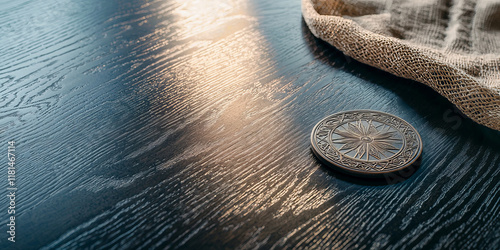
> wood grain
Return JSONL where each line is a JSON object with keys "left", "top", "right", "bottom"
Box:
{"left": 0, "top": 0, "right": 499, "bottom": 249}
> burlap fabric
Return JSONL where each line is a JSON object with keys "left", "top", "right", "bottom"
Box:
{"left": 302, "top": 0, "right": 500, "bottom": 131}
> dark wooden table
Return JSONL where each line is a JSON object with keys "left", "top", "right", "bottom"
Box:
{"left": 1, "top": 0, "right": 499, "bottom": 249}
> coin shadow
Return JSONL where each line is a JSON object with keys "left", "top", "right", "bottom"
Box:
{"left": 310, "top": 149, "right": 421, "bottom": 186}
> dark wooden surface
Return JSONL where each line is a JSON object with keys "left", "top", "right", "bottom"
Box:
{"left": 1, "top": 0, "right": 499, "bottom": 249}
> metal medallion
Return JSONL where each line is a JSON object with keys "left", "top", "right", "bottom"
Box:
{"left": 311, "top": 110, "right": 422, "bottom": 177}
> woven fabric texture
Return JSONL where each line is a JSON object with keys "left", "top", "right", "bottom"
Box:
{"left": 302, "top": 0, "right": 500, "bottom": 131}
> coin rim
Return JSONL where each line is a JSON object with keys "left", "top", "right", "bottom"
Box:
{"left": 310, "top": 110, "right": 423, "bottom": 177}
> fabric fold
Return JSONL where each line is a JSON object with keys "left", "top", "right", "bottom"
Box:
{"left": 302, "top": 0, "right": 500, "bottom": 131}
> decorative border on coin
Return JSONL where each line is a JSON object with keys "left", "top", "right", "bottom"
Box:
{"left": 310, "top": 110, "right": 422, "bottom": 177}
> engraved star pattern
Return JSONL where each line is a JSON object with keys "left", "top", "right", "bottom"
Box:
{"left": 332, "top": 120, "right": 402, "bottom": 161}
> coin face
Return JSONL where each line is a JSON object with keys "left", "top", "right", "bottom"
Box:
{"left": 311, "top": 110, "right": 422, "bottom": 177}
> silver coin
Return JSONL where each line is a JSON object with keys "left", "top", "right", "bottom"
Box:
{"left": 311, "top": 110, "right": 422, "bottom": 177}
